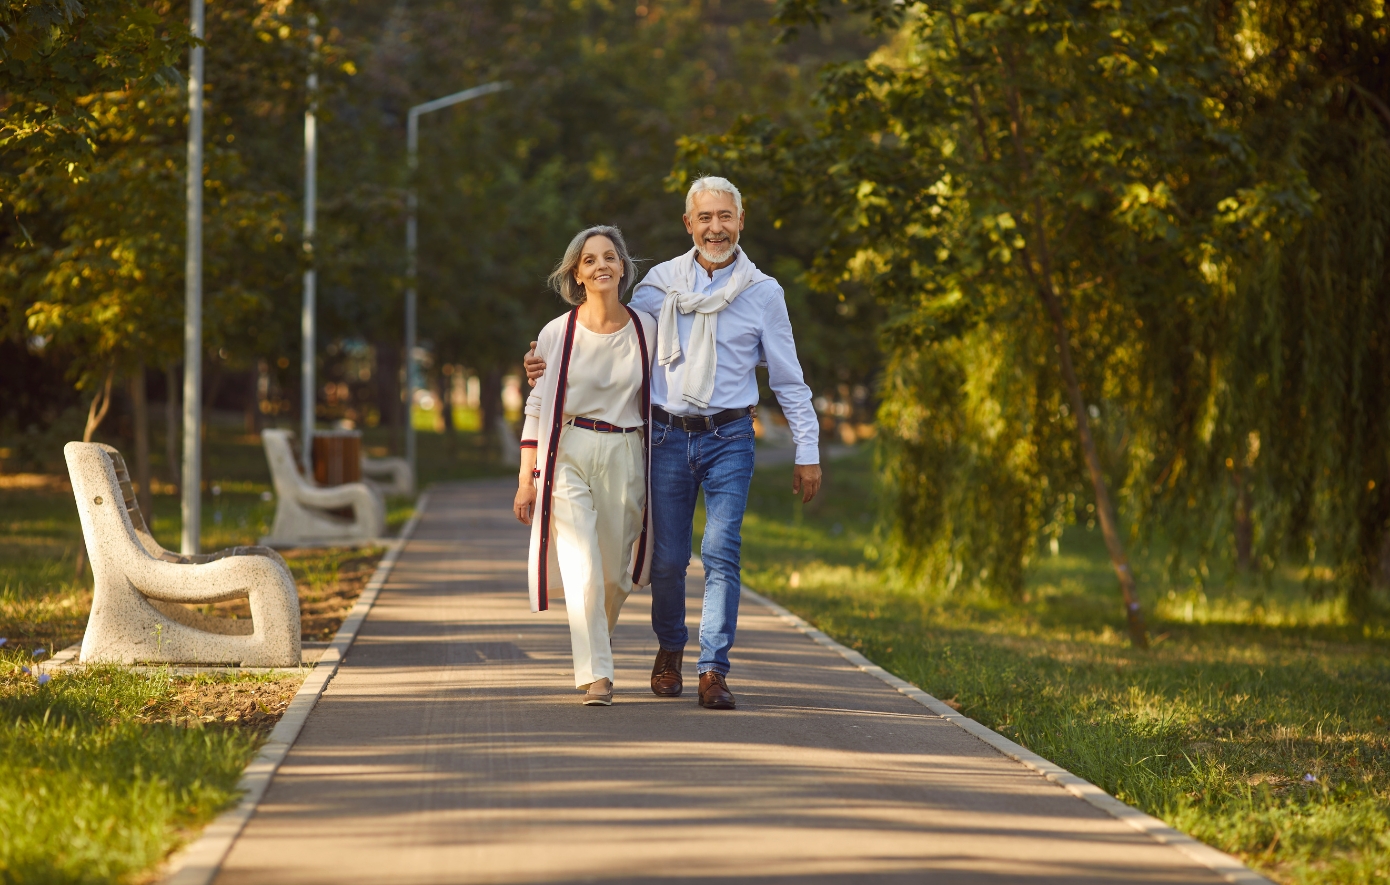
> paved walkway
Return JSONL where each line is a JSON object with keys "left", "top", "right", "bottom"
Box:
{"left": 214, "top": 481, "right": 1229, "bottom": 884}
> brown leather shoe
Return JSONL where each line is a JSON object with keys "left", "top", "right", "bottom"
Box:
{"left": 651, "top": 648, "right": 684, "bottom": 697}
{"left": 698, "top": 671, "right": 736, "bottom": 710}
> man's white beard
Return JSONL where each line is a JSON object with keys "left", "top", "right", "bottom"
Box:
{"left": 696, "top": 234, "right": 737, "bottom": 266}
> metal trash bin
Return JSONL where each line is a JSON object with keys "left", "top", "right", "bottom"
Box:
{"left": 312, "top": 430, "right": 362, "bottom": 486}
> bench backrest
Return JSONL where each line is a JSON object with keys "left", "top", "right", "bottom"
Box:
{"left": 66, "top": 442, "right": 148, "bottom": 575}
{"left": 95, "top": 444, "right": 178, "bottom": 561}
{"left": 261, "top": 429, "right": 311, "bottom": 497}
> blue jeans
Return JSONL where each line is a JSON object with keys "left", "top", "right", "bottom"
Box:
{"left": 649, "top": 414, "right": 756, "bottom": 676}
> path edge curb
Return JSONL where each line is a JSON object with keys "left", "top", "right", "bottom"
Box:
{"left": 741, "top": 585, "right": 1274, "bottom": 885}
{"left": 158, "top": 492, "right": 431, "bottom": 885}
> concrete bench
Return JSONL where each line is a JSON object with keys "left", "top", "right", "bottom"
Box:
{"left": 64, "top": 442, "right": 302, "bottom": 667}
{"left": 360, "top": 454, "right": 413, "bottom": 497}
{"left": 261, "top": 429, "right": 385, "bottom": 546}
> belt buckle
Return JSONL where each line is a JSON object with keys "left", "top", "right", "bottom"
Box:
{"left": 702, "top": 415, "right": 714, "bottom": 431}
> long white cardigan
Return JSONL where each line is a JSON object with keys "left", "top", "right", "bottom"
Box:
{"left": 522, "top": 305, "right": 657, "bottom": 612}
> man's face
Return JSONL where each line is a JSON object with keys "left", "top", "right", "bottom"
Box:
{"left": 683, "top": 191, "right": 744, "bottom": 265}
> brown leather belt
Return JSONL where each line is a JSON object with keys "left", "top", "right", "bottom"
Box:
{"left": 568, "top": 416, "right": 641, "bottom": 434}
{"left": 652, "top": 405, "right": 753, "bottom": 432}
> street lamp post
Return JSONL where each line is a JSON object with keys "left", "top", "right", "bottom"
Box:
{"left": 301, "top": 14, "right": 319, "bottom": 476}
{"left": 181, "top": 0, "right": 206, "bottom": 555}
{"left": 404, "top": 81, "right": 509, "bottom": 486}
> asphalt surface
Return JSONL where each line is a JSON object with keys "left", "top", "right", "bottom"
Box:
{"left": 213, "top": 480, "right": 1227, "bottom": 884}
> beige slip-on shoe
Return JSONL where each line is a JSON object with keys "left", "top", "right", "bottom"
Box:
{"left": 583, "top": 677, "right": 613, "bottom": 706}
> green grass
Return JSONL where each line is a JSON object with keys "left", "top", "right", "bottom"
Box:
{"left": 0, "top": 660, "right": 259, "bottom": 884}
{"left": 0, "top": 478, "right": 284, "bottom": 884}
{"left": 0, "top": 415, "right": 509, "bottom": 882}
{"left": 707, "top": 444, "right": 1390, "bottom": 885}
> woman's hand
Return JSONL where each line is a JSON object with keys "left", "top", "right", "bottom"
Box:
{"left": 514, "top": 482, "right": 537, "bottom": 525}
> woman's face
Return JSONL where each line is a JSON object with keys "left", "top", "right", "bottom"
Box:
{"left": 574, "top": 235, "right": 622, "bottom": 300}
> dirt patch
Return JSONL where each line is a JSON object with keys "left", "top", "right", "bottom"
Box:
{"left": 142, "top": 675, "right": 305, "bottom": 737}
{"left": 195, "top": 547, "right": 385, "bottom": 641}
{"left": 288, "top": 548, "right": 384, "bottom": 640}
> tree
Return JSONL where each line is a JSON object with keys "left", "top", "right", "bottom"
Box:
{"left": 1191, "top": 0, "right": 1390, "bottom": 616}
{"left": 688, "top": 0, "right": 1390, "bottom": 632}
{"left": 0, "top": 0, "right": 187, "bottom": 199}
{"left": 323, "top": 0, "right": 873, "bottom": 442}
{"left": 3, "top": 0, "right": 313, "bottom": 486}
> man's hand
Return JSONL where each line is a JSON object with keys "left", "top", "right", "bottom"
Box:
{"left": 792, "top": 463, "right": 822, "bottom": 504}
{"left": 524, "top": 342, "right": 545, "bottom": 388}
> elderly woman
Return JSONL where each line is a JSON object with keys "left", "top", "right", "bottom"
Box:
{"left": 513, "top": 225, "right": 656, "bottom": 706}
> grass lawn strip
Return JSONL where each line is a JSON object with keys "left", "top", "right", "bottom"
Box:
{"left": 719, "top": 444, "right": 1390, "bottom": 885}
{"left": 741, "top": 583, "right": 1273, "bottom": 885}
{"left": 158, "top": 493, "right": 427, "bottom": 885}
{"left": 0, "top": 514, "right": 389, "bottom": 882}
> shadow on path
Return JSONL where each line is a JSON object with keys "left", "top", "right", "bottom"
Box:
{"left": 214, "top": 480, "right": 1224, "bottom": 885}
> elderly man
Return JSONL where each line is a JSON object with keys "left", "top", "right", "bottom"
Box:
{"left": 525, "top": 176, "right": 820, "bottom": 709}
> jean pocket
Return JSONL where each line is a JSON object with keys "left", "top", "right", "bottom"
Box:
{"left": 712, "top": 416, "right": 755, "bottom": 442}
{"left": 650, "top": 423, "right": 670, "bottom": 447}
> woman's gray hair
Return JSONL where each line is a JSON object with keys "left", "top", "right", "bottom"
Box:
{"left": 547, "top": 225, "right": 639, "bottom": 306}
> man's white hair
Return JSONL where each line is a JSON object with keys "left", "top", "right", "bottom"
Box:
{"left": 685, "top": 176, "right": 743, "bottom": 216}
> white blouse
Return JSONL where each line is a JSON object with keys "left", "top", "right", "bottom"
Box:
{"left": 522, "top": 319, "right": 643, "bottom": 440}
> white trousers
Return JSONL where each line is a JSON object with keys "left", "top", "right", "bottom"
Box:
{"left": 551, "top": 424, "right": 644, "bottom": 688}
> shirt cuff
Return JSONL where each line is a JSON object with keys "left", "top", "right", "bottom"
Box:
{"left": 794, "top": 443, "right": 820, "bottom": 466}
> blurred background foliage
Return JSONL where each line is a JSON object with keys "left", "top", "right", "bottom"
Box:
{"left": 2, "top": 0, "right": 1388, "bottom": 630}
{"left": 1, "top": 0, "right": 874, "bottom": 462}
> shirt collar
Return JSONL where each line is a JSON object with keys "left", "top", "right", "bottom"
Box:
{"left": 692, "top": 248, "right": 741, "bottom": 285}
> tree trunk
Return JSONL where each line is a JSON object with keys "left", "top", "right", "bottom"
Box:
{"left": 375, "top": 342, "right": 402, "bottom": 455}
{"left": 995, "top": 61, "right": 1149, "bottom": 648}
{"left": 245, "top": 367, "right": 260, "bottom": 434}
{"left": 129, "top": 364, "right": 154, "bottom": 517}
{"left": 430, "top": 368, "right": 446, "bottom": 433}
{"left": 165, "top": 361, "right": 180, "bottom": 490}
{"left": 1033, "top": 278, "right": 1149, "bottom": 647}
{"left": 480, "top": 367, "right": 503, "bottom": 446}
{"left": 1233, "top": 465, "right": 1254, "bottom": 572}
{"left": 82, "top": 365, "right": 116, "bottom": 443}
{"left": 76, "top": 364, "right": 117, "bottom": 578}
{"left": 441, "top": 366, "right": 457, "bottom": 456}
{"left": 1378, "top": 527, "right": 1390, "bottom": 592}
{"left": 203, "top": 364, "right": 225, "bottom": 426}
{"left": 201, "top": 364, "right": 223, "bottom": 485}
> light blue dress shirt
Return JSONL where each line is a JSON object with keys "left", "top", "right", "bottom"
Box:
{"left": 629, "top": 253, "right": 820, "bottom": 465}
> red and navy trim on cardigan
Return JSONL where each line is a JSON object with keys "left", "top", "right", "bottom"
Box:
{"left": 625, "top": 304, "right": 651, "bottom": 585}
{"left": 519, "top": 439, "right": 538, "bottom": 449}
{"left": 534, "top": 308, "right": 579, "bottom": 612}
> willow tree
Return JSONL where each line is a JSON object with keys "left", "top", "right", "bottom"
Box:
{"left": 688, "top": 0, "right": 1390, "bottom": 632}
{"left": 697, "top": 0, "right": 1244, "bottom": 646}
{"left": 1187, "top": 0, "right": 1390, "bottom": 617}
